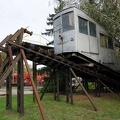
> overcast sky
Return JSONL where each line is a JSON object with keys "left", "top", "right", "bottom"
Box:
{"left": 0, "top": 0, "right": 54, "bottom": 43}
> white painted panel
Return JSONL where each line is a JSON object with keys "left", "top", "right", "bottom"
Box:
{"left": 89, "top": 36, "right": 98, "bottom": 53}
{"left": 62, "top": 30, "right": 76, "bottom": 52}
{"left": 77, "top": 33, "right": 89, "bottom": 53}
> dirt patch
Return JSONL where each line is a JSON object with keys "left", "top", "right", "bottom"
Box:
{"left": 73, "top": 94, "right": 89, "bottom": 102}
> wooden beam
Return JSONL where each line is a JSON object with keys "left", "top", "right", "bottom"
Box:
{"left": 6, "top": 72, "right": 12, "bottom": 110}
{"left": 0, "top": 35, "right": 12, "bottom": 46}
{"left": 70, "top": 68, "right": 97, "bottom": 111}
{"left": 33, "top": 62, "right": 37, "bottom": 102}
{"left": 17, "top": 54, "right": 24, "bottom": 115}
{"left": 98, "top": 79, "right": 120, "bottom": 100}
{"left": 21, "top": 49, "right": 46, "bottom": 120}
{"left": 40, "top": 72, "right": 54, "bottom": 100}
{"left": 0, "top": 54, "right": 21, "bottom": 85}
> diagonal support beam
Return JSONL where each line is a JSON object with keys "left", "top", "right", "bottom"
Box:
{"left": 0, "top": 46, "right": 7, "bottom": 52}
{"left": 21, "top": 49, "right": 46, "bottom": 120}
{"left": 0, "top": 35, "right": 12, "bottom": 46}
{"left": 33, "top": 62, "right": 37, "bottom": 102}
{"left": 0, "top": 54, "right": 21, "bottom": 85}
{"left": 40, "top": 71, "right": 54, "bottom": 100}
{"left": 9, "top": 29, "right": 23, "bottom": 41}
{"left": 70, "top": 68, "right": 97, "bottom": 111}
{"left": 98, "top": 79, "right": 120, "bottom": 100}
{"left": 0, "top": 58, "right": 9, "bottom": 72}
{"left": 6, "top": 44, "right": 13, "bottom": 63}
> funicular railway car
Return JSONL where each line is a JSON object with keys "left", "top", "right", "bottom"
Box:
{"left": 53, "top": 6, "right": 120, "bottom": 72}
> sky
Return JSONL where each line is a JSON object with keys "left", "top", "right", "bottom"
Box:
{"left": 0, "top": 0, "right": 55, "bottom": 44}
{"left": 0, "top": 0, "right": 55, "bottom": 68}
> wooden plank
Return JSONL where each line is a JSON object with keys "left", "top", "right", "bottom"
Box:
{"left": 0, "top": 54, "right": 21, "bottom": 85}
{"left": 17, "top": 54, "right": 24, "bottom": 115}
{"left": 0, "top": 35, "right": 12, "bottom": 46}
{"left": 33, "top": 62, "right": 37, "bottom": 102}
{"left": 70, "top": 68, "right": 97, "bottom": 111}
{"left": 21, "top": 49, "right": 46, "bottom": 120}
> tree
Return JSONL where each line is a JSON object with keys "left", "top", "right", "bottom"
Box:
{"left": 42, "top": 0, "right": 65, "bottom": 41}
{"left": 54, "top": 0, "right": 65, "bottom": 13}
{"left": 0, "top": 52, "right": 7, "bottom": 67}
{"left": 80, "top": 0, "right": 120, "bottom": 40}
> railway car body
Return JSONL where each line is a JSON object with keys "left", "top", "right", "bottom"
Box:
{"left": 53, "top": 6, "right": 120, "bottom": 71}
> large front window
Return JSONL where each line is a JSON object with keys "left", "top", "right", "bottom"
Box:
{"left": 78, "top": 17, "right": 88, "bottom": 35}
{"left": 62, "top": 12, "right": 74, "bottom": 32}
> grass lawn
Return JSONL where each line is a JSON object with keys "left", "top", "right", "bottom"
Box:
{"left": 0, "top": 93, "right": 120, "bottom": 120}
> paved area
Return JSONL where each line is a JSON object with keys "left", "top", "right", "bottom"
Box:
{"left": 0, "top": 86, "right": 35, "bottom": 97}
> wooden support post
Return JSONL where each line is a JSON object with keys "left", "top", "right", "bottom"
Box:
{"left": 0, "top": 53, "right": 2, "bottom": 67}
{"left": 85, "top": 79, "right": 89, "bottom": 92}
{"left": 0, "top": 54, "right": 21, "bottom": 85}
{"left": 69, "top": 67, "right": 73, "bottom": 104}
{"left": 54, "top": 69, "right": 59, "bottom": 101}
{"left": 56, "top": 70, "right": 60, "bottom": 101}
{"left": 17, "top": 53, "right": 24, "bottom": 115}
{"left": 65, "top": 69, "right": 69, "bottom": 103}
{"left": 65, "top": 68, "right": 73, "bottom": 104}
{"left": 33, "top": 62, "right": 37, "bottom": 102}
{"left": 6, "top": 71, "right": 12, "bottom": 110}
{"left": 95, "top": 81, "right": 97, "bottom": 97}
{"left": 70, "top": 68, "right": 97, "bottom": 111}
{"left": 21, "top": 49, "right": 46, "bottom": 120}
{"left": 0, "top": 58, "right": 9, "bottom": 73}
{"left": 95, "top": 81, "right": 101, "bottom": 97}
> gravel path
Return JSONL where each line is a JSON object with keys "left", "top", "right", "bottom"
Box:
{"left": 0, "top": 86, "right": 34, "bottom": 97}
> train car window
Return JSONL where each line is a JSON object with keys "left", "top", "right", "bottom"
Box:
{"left": 89, "top": 22, "right": 96, "bottom": 37}
{"left": 78, "top": 17, "right": 88, "bottom": 35}
{"left": 100, "top": 34, "right": 107, "bottom": 48}
{"left": 108, "top": 37, "right": 113, "bottom": 49}
{"left": 62, "top": 12, "right": 74, "bottom": 32}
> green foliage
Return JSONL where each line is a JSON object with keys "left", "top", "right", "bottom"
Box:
{"left": 0, "top": 52, "right": 6, "bottom": 63}
{"left": 42, "top": 77, "right": 54, "bottom": 93}
{"left": 54, "top": 0, "right": 65, "bottom": 13}
{"left": 41, "top": 70, "right": 65, "bottom": 93}
{"left": 80, "top": 0, "right": 120, "bottom": 39}
{"left": 42, "top": 0, "right": 65, "bottom": 37}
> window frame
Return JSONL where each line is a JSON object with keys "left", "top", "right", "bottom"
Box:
{"left": 78, "top": 17, "right": 88, "bottom": 35}
{"left": 62, "top": 11, "right": 74, "bottom": 32}
{"left": 89, "top": 21, "right": 96, "bottom": 37}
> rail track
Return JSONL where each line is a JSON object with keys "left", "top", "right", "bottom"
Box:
{"left": 0, "top": 28, "right": 120, "bottom": 119}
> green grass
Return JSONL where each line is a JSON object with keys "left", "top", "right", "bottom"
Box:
{"left": 0, "top": 93, "right": 120, "bottom": 120}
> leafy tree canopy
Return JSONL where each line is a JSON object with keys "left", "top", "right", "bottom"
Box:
{"left": 80, "top": 0, "right": 120, "bottom": 40}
